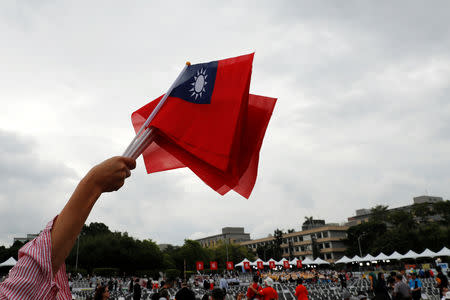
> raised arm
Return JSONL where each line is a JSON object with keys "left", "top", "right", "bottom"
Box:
{"left": 51, "top": 156, "right": 136, "bottom": 274}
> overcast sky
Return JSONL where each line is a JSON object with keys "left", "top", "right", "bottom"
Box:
{"left": 1, "top": 1, "right": 449, "bottom": 247}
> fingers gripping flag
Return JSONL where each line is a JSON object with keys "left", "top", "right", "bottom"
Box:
{"left": 131, "top": 53, "right": 277, "bottom": 198}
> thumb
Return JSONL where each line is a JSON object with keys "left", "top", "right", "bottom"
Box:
{"left": 121, "top": 157, "right": 137, "bottom": 170}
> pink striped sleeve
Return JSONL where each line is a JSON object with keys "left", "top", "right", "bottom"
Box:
{"left": 0, "top": 217, "right": 71, "bottom": 300}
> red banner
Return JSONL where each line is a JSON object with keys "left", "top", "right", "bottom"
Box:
{"left": 283, "top": 260, "right": 290, "bottom": 269}
{"left": 196, "top": 261, "right": 204, "bottom": 271}
{"left": 243, "top": 261, "right": 251, "bottom": 270}
{"left": 210, "top": 261, "right": 218, "bottom": 270}
{"left": 257, "top": 261, "right": 264, "bottom": 269}
{"left": 269, "top": 261, "right": 276, "bottom": 269}
{"left": 297, "top": 260, "right": 303, "bottom": 268}
{"left": 226, "top": 261, "right": 234, "bottom": 270}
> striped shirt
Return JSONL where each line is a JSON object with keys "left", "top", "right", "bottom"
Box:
{"left": 0, "top": 217, "right": 71, "bottom": 299}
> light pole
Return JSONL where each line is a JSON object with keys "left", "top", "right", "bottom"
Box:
{"left": 357, "top": 234, "right": 365, "bottom": 257}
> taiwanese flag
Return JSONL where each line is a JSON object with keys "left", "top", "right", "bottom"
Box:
{"left": 257, "top": 261, "right": 264, "bottom": 269}
{"left": 297, "top": 260, "right": 302, "bottom": 268}
{"left": 283, "top": 260, "right": 290, "bottom": 269}
{"left": 243, "top": 261, "right": 251, "bottom": 270}
{"left": 196, "top": 261, "right": 204, "bottom": 271}
{"left": 269, "top": 261, "right": 276, "bottom": 269}
{"left": 131, "top": 53, "right": 277, "bottom": 198}
{"left": 226, "top": 261, "right": 234, "bottom": 270}
{"left": 210, "top": 261, "right": 218, "bottom": 270}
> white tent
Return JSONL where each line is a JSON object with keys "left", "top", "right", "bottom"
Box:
{"left": 350, "top": 255, "right": 362, "bottom": 263}
{"left": 436, "top": 247, "right": 450, "bottom": 257}
{"left": 301, "top": 257, "right": 315, "bottom": 265}
{"left": 267, "top": 258, "right": 277, "bottom": 264}
{"left": 0, "top": 257, "right": 17, "bottom": 267}
{"left": 251, "top": 258, "right": 268, "bottom": 266}
{"left": 361, "top": 254, "right": 376, "bottom": 262}
{"left": 289, "top": 257, "right": 300, "bottom": 265}
{"left": 235, "top": 258, "right": 250, "bottom": 267}
{"left": 313, "top": 257, "right": 330, "bottom": 265}
{"left": 388, "top": 251, "right": 404, "bottom": 260}
{"left": 335, "top": 256, "right": 352, "bottom": 264}
{"left": 276, "top": 258, "right": 288, "bottom": 266}
{"left": 374, "top": 252, "right": 390, "bottom": 261}
{"left": 416, "top": 249, "right": 437, "bottom": 258}
{"left": 402, "top": 250, "right": 420, "bottom": 259}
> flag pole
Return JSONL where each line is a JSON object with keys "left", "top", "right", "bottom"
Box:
{"left": 123, "top": 61, "right": 191, "bottom": 157}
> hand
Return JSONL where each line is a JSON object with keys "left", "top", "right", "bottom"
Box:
{"left": 84, "top": 156, "right": 136, "bottom": 193}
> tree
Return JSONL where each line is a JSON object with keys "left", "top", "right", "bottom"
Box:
{"left": 369, "top": 205, "right": 389, "bottom": 223}
{"left": 273, "top": 229, "right": 283, "bottom": 260}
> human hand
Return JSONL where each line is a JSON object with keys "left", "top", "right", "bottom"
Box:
{"left": 84, "top": 156, "right": 136, "bottom": 193}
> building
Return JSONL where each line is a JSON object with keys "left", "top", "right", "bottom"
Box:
{"left": 347, "top": 195, "right": 444, "bottom": 226}
{"left": 13, "top": 233, "right": 39, "bottom": 244}
{"left": 239, "top": 223, "right": 348, "bottom": 263}
{"left": 195, "top": 227, "right": 251, "bottom": 248}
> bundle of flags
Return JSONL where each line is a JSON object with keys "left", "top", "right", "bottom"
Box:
{"left": 125, "top": 53, "right": 276, "bottom": 198}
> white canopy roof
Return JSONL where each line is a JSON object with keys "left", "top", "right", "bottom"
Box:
{"left": 313, "top": 257, "right": 330, "bottom": 265}
{"left": 436, "top": 247, "right": 450, "bottom": 257}
{"left": 416, "top": 248, "right": 437, "bottom": 258}
{"left": 276, "top": 258, "right": 288, "bottom": 266}
{"left": 289, "top": 257, "right": 300, "bottom": 265}
{"left": 361, "top": 254, "right": 376, "bottom": 261}
{"left": 235, "top": 258, "right": 250, "bottom": 267}
{"left": 335, "top": 256, "right": 352, "bottom": 264}
{"left": 251, "top": 258, "right": 268, "bottom": 266}
{"left": 388, "top": 251, "right": 404, "bottom": 260}
{"left": 402, "top": 250, "right": 420, "bottom": 259}
{"left": 374, "top": 252, "right": 390, "bottom": 261}
{"left": 301, "top": 257, "right": 315, "bottom": 265}
{"left": 0, "top": 257, "right": 17, "bottom": 267}
{"left": 350, "top": 255, "right": 362, "bottom": 262}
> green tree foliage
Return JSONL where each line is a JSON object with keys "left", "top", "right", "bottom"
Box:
{"left": 345, "top": 200, "right": 450, "bottom": 256}
{"left": 273, "top": 229, "right": 283, "bottom": 260}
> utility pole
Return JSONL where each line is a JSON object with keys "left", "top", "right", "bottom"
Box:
{"left": 75, "top": 235, "right": 80, "bottom": 271}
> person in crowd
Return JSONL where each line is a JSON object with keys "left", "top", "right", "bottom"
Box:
{"left": 374, "top": 272, "right": 390, "bottom": 300}
{"left": 258, "top": 277, "right": 278, "bottom": 300}
{"left": 203, "top": 277, "right": 210, "bottom": 290}
{"left": 94, "top": 285, "right": 110, "bottom": 300}
{"left": 339, "top": 272, "right": 347, "bottom": 289}
{"left": 133, "top": 278, "right": 141, "bottom": 300}
{"left": 211, "top": 288, "right": 225, "bottom": 300}
{"left": 295, "top": 278, "right": 308, "bottom": 300}
{"left": 247, "top": 275, "right": 261, "bottom": 300}
{"left": 393, "top": 274, "right": 411, "bottom": 300}
{"left": 409, "top": 272, "right": 422, "bottom": 300}
{"left": 437, "top": 266, "right": 449, "bottom": 299}
{"left": 368, "top": 270, "right": 377, "bottom": 294}
{"left": 0, "top": 156, "right": 136, "bottom": 299}
{"left": 159, "top": 277, "right": 175, "bottom": 300}
{"left": 219, "top": 274, "right": 228, "bottom": 294}
{"left": 175, "top": 281, "right": 195, "bottom": 300}
{"left": 129, "top": 278, "right": 134, "bottom": 294}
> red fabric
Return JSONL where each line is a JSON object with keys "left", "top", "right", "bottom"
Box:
{"left": 269, "top": 261, "right": 276, "bottom": 269}
{"left": 297, "top": 260, "right": 303, "bottom": 268}
{"left": 283, "top": 261, "right": 290, "bottom": 269}
{"left": 0, "top": 217, "right": 71, "bottom": 300}
{"left": 131, "top": 54, "right": 277, "bottom": 198}
{"left": 226, "top": 262, "right": 234, "bottom": 270}
{"left": 295, "top": 284, "right": 308, "bottom": 300}
{"left": 259, "top": 286, "right": 278, "bottom": 300}
{"left": 247, "top": 283, "right": 261, "bottom": 299}
{"left": 243, "top": 261, "right": 251, "bottom": 270}
{"left": 257, "top": 261, "right": 264, "bottom": 269}
{"left": 196, "top": 261, "right": 204, "bottom": 271}
{"left": 210, "top": 261, "right": 218, "bottom": 270}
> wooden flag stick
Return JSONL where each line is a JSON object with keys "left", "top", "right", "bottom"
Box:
{"left": 123, "top": 62, "right": 191, "bottom": 157}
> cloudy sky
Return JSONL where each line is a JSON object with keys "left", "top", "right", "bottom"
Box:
{"left": 1, "top": 1, "right": 449, "bottom": 247}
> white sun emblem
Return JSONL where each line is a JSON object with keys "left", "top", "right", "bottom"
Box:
{"left": 190, "top": 68, "right": 208, "bottom": 100}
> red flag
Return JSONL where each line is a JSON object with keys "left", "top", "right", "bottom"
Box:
{"left": 226, "top": 261, "right": 234, "bottom": 270}
{"left": 131, "top": 54, "right": 277, "bottom": 198}
{"left": 269, "top": 261, "right": 276, "bottom": 269}
{"left": 196, "top": 261, "right": 204, "bottom": 271}
{"left": 297, "top": 260, "right": 303, "bottom": 268}
{"left": 210, "top": 261, "right": 218, "bottom": 270}
{"left": 243, "top": 261, "right": 251, "bottom": 270}
{"left": 257, "top": 261, "right": 264, "bottom": 269}
{"left": 283, "top": 260, "right": 290, "bottom": 269}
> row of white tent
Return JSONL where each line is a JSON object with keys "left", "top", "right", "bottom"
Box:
{"left": 335, "top": 247, "right": 450, "bottom": 264}
{"left": 0, "top": 257, "right": 17, "bottom": 267}
{"left": 236, "top": 257, "right": 330, "bottom": 267}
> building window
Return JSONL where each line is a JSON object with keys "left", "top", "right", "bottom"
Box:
{"left": 325, "top": 242, "right": 330, "bottom": 248}
{"left": 293, "top": 236, "right": 298, "bottom": 242}
{"left": 319, "top": 243, "right": 324, "bottom": 249}
{"left": 295, "top": 246, "right": 299, "bottom": 252}
{"left": 322, "top": 231, "right": 328, "bottom": 238}
{"left": 283, "top": 238, "right": 287, "bottom": 244}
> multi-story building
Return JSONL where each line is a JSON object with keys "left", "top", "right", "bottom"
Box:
{"left": 239, "top": 224, "right": 348, "bottom": 263}
{"left": 13, "top": 233, "right": 39, "bottom": 244}
{"left": 347, "top": 195, "right": 444, "bottom": 226}
{"left": 195, "top": 227, "right": 251, "bottom": 248}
